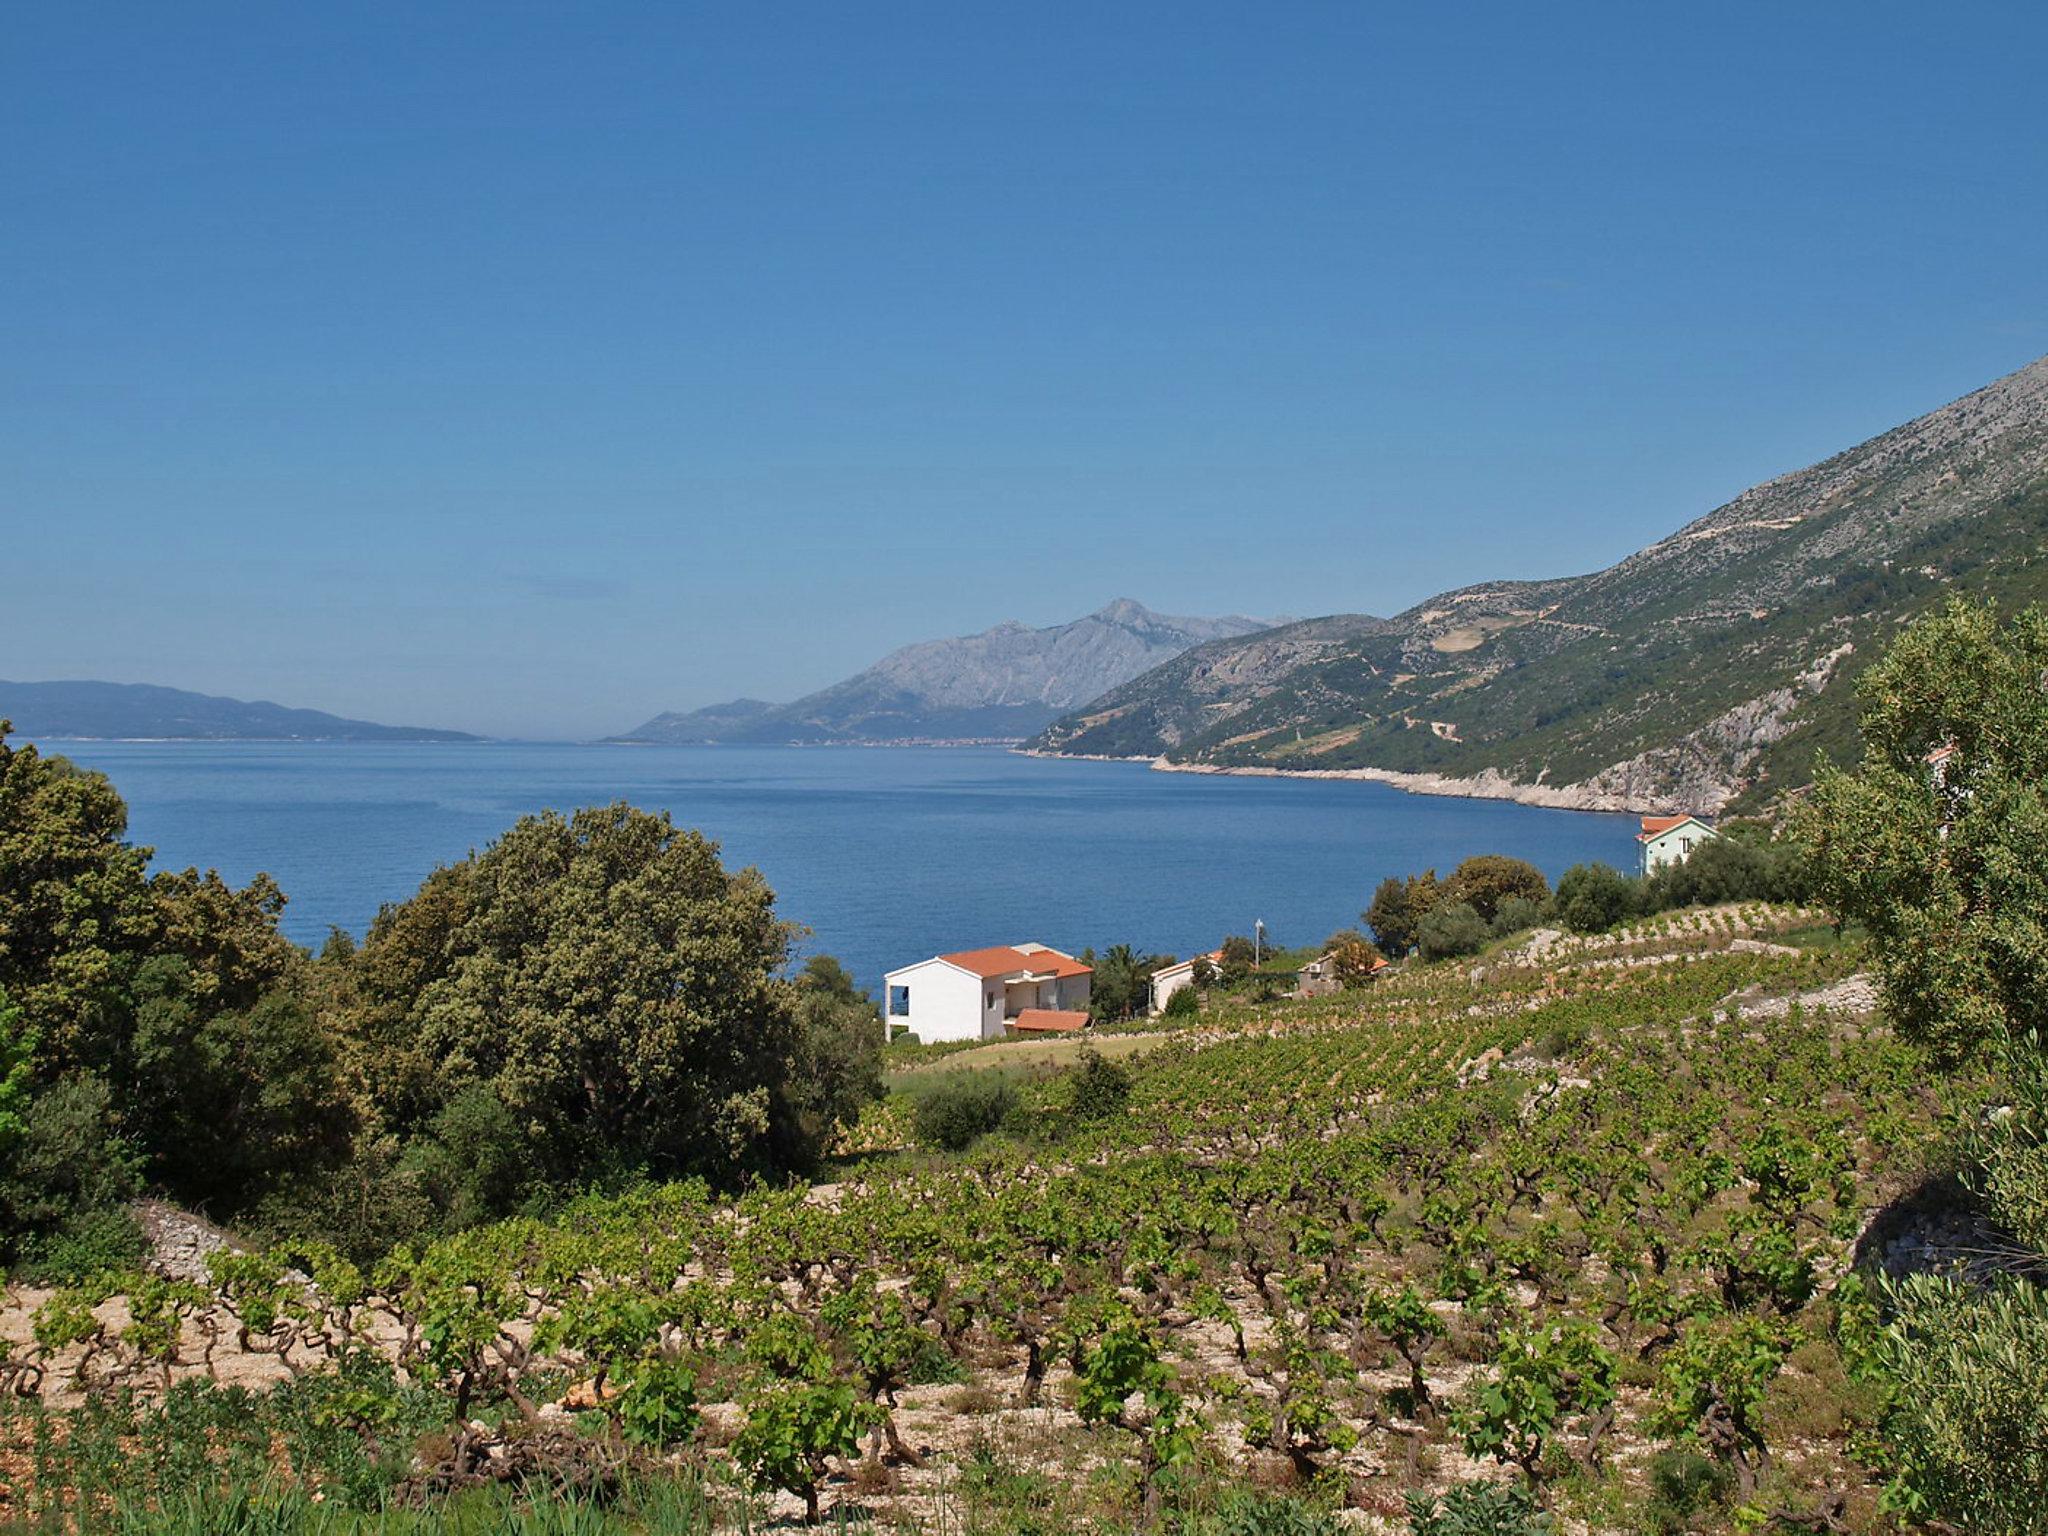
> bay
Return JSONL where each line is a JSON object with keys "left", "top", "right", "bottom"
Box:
{"left": 46, "top": 742, "right": 1640, "bottom": 992}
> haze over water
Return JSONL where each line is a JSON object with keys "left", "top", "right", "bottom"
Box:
{"left": 51, "top": 743, "right": 1639, "bottom": 992}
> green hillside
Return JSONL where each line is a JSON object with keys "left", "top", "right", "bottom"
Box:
{"left": 1032, "top": 356, "right": 2048, "bottom": 812}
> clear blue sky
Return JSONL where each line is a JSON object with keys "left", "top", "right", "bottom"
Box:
{"left": 6, "top": 3, "right": 2044, "bottom": 739}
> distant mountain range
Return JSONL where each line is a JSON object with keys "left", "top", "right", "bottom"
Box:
{"left": 1029, "top": 354, "right": 2048, "bottom": 815}
{"left": 0, "top": 680, "right": 481, "bottom": 743}
{"left": 615, "top": 600, "right": 1275, "bottom": 744}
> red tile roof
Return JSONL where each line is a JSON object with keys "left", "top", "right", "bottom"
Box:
{"left": 1010, "top": 1008, "right": 1090, "bottom": 1034}
{"left": 1638, "top": 814, "right": 1709, "bottom": 843}
{"left": 940, "top": 945, "right": 1091, "bottom": 979}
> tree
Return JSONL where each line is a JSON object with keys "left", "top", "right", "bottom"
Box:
{"left": 336, "top": 803, "right": 808, "bottom": 1193}
{"left": 1418, "top": 902, "right": 1490, "bottom": 961}
{"left": 1325, "top": 930, "right": 1385, "bottom": 987}
{"left": 1368, "top": 871, "right": 1444, "bottom": 955}
{"left": 1553, "top": 864, "right": 1637, "bottom": 934}
{"left": 1802, "top": 597, "right": 2048, "bottom": 1063}
{"left": 0, "top": 989, "right": 30, "bottom": 1155}
{"left": 1796, "top": 599, "right": 2048, "bottom": 1527}
{"left": 0, "top": 726, "right": 342, "bottom": 1220}
{"left": 783, "top": 956, "right": 885, "bottom": 1161}
{"left": 0, "top": 1076, "right": 145, "bottom": 1278}
{"left": 125, "top": 958, "right": 353, "bottom": 1215}
{"left": 1447, "top": 856, "right": 1550, "bottom": 926}
{"left": 1217, "top": 934, "right": 1259, "bottom": 985}
{"left": 1087, "top": 943, "right": 1158, "bottom": 1022}
{"left": 0, "top": 728, "right": 155, "bottom": 1076}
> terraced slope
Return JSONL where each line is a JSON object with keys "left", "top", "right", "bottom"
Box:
{"left": 0, "top": 907, "right": 1940, "bottom": 1532}
{"left": 1031, "top": 356, "right": 2048, "bottom": 811}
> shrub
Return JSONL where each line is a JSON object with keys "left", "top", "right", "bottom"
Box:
{"left": 0, "top": 1074, "right": 145, "bottom": 1279}
{"left": 1162, "top": 983, "right": 1201, "bottom": 1019}
{"left": 1198, "top": 1490, "right": 1343, "bottom": 1536}
{"left": 1490, "top": 896, "right": 1543, "bottom": 938}
{"left": 1405, "top": 1479, "right": 1551, "bottom": 1536}
{"left": 1368, "top": 871, "right": 1444, "bottom": 956}
{"left": 1447, "top": 856, "right": 1550, "bottom": 925}
{"left": 1554, "top": 863, "right": 1638, "bottom": 933}
{"left": 1418, "top": 902, "right": 1489, "bottom": 961}
{"left": 912, "top": 1075, "right": 1018, "bottom": 1152}
{"left": 1066, "top": 1050, "right": 1132, "bottom": 1122}
{"left": 1644, "top": 1448, "right": 1733, "bottom": 1532}
{"left": 1862, "top": 1272, "right": 2048, "bottom": 1529}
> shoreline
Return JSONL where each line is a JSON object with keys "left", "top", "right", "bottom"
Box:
{"left": 1016, "top": 747, "right": 1670, "bottom": 816}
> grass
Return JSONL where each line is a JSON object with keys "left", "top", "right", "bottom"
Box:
{"left": 884, "top": 1029, "right": 1170, "bottom": 1096}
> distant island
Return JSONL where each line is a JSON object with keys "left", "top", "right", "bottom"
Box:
{"left": 612, "top": 599, "right": 1274, "bottom": 745}
{"left": 0, "top": 680, "right": 481, "bottom": 742}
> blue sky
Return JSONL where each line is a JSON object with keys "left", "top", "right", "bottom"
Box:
{"left": 6, "top": 2, "right": 2045, "bottom": 739}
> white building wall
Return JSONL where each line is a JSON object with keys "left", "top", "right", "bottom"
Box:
{"left": 882, "top": 960, "right": 985, "bottom": 1044}
{"left": 1643, "top": 824, "right": 1714, "bottom": 874}
{"left": 1149, "top": 962, "right": 1196, "bottom": 1015}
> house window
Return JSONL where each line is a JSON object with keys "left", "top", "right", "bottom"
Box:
{"left": 986, "top": 992, "right": 995, "bottom": 1010}
{"left": 888, "top": 985, "right": 911, "bottom": 1017}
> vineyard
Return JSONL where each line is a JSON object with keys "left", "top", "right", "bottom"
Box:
{"left": 0, "top": 905, "right": 1950, "bottom": 1533}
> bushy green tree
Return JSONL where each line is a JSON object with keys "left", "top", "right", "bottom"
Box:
{"left": 1446, "top": 856, "right": 1550, "bottom": 926}
{"left": 1324, "top": 929, "right": 1385, "bottom": 985}
{"left": 337, "top": 803, "right": 810, "bottom": 1190}
{"left": 0, "top": 727, "right": 346, "bottom": 1224}
{"left": 1803, "top": 597, "right": 2048, "bottom": 1064}
{"left": 1418, "top": 901, "right": 1489, "bottom": 961}
{"left": 1798, "top": 599, "right": 2048, "bottom": 1526}
{"left": 1086, "top": 943, "right": 1161, "bottom": 1021}
{"left": 0, "top": 729, "right": 156, "bottom": 1075}
{"left": 1643, "top": 826, "right": 1809, "bottom": 912}
{"left": 1217, "top": 933, "right": 1261, "bottom": 984}
{"left": 1367, "top": 871, "right": 1444, "bottom": 956}
{"left": 1489, "top": 896, "right": 1543, "bottom": 938}
{"left": 1553, "top": 863, "right": 1637, "bottom": 934}
{"left": 1065, "top": 1048, "right": 1131, "bottom": 1122}
{"left": 125, "top": 957, "right": 352, "bottom": 1215}
{"left": 784, "top": 955, "right": 884, "bottom": 1160}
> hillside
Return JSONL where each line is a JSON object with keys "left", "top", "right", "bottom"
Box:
{"left": 0, "top": 907, "right": 1942, "bottom": 1532}
{"left": 1030, "top": 356, "right": 2048, "bottom": 812}
{"left": 0, "top": 679, "right": 481, "bottom": 742}
{"left": 615, "top": 598, "right": 1273, "bottom": 744}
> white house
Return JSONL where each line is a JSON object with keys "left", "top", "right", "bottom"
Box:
{"left": 882, "top": 943, "right": 1093, "bottom": 1043}
{"left": 1638, "top": 814, "right": 1715, "bottom": 875}
{"left": 1148, "top": 950, "right": 1222, "bottom": 1015}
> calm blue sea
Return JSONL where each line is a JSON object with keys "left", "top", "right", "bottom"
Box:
{"left": 45, "top": 743, "right": 1638, "bottom": 993}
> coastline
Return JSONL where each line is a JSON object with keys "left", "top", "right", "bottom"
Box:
{"left": 1017, "top": 747, "right": 1674, "bottom": 816}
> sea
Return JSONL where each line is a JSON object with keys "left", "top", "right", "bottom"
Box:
{"left": 45, "top": 742, "right": 1639, "bottom": 993}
